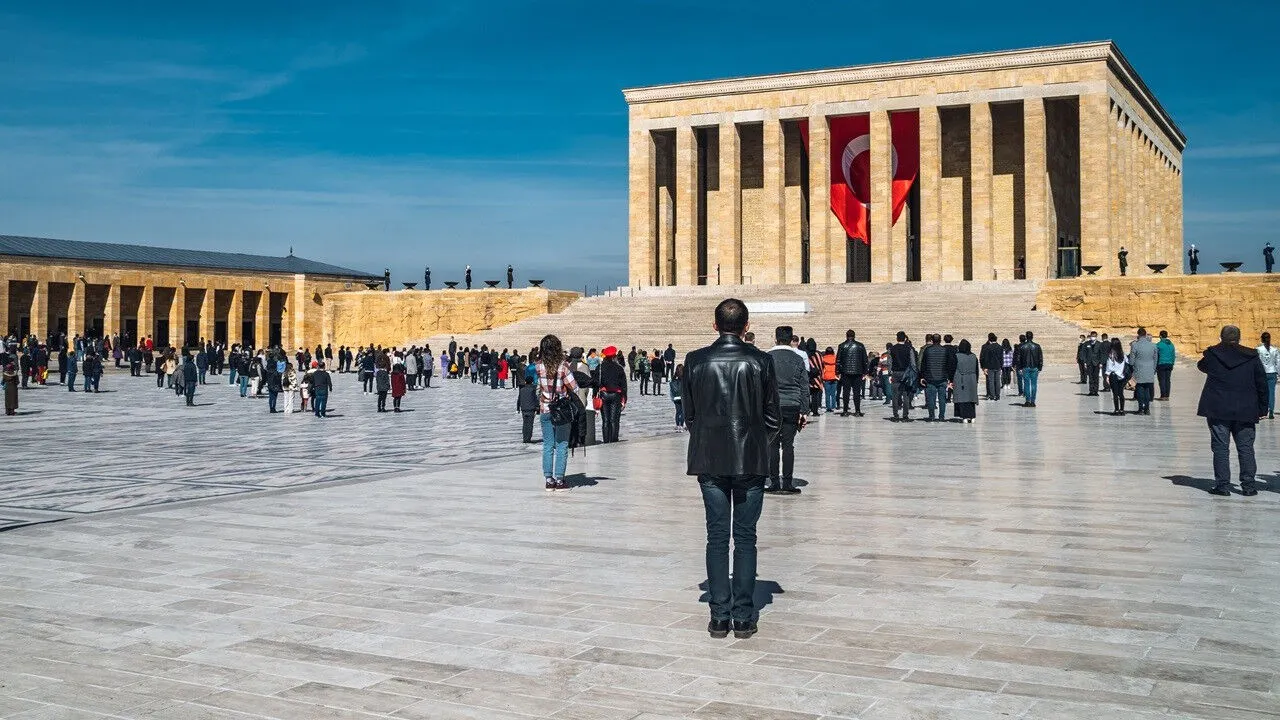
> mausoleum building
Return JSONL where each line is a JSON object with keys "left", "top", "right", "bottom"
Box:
{"left": 624, "top": 41, "right": 1185, "bottom": 286}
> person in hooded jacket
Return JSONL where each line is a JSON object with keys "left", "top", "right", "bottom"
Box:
{"left": 1197, "top": 325, "right": 1268, "bottom": 496}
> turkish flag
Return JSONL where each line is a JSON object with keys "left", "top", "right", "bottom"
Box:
{"left": 800, "top": 112, "right": 919, "bottom": 245}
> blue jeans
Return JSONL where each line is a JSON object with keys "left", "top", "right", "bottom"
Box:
{"left": 1267, "top": 374, "right": 1276, "bottom": 416}
{"left": 699, "top": 474, "right": 765, "bottom": 623}
{"left": 674, "top": 400, "right": 685, "bottom": 427}
{"left": 268, "top": 390, "right": 278, "bottom": 412}
{"left": 239, "top": 376, "right": 249, "bottom": 397}
{"left": 84, "top": 374, "right": 93, "bottom": 392}
{"left": 924, "top": 379, "right": 948, "bottom": 419}
{"left": 229, "top": 368, "right": 237, "bottom": 385}
{"left": 198, "top": 370, "right": 206, "bottom": 384}
{"left": 823, "top": 380, "right": 837, "bottom": 411}
{"left": 1021, "top": 368, "right": 1040, "bottom": 404}
{"left": 66, "top": 370, "right": 77, "bottom": 390}
{"left": 313, "top": 390, "right": 328, "bottom": 417}
{"left": 540, "top": 413, "right": 570, "bottom": 479}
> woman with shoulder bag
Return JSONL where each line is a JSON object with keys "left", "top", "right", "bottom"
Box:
{"left": 536, "top": 334, "right": 579, "bottom": 491}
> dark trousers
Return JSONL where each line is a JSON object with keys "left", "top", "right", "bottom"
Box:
{"left": 376, "top": 391, "right": 387, "bottom": 411}
{"left": 185, "top": 386, "right": 196, "bottom": 406}
{"left": 362, "top": 373, "right": 373, "bottom": 392}
{"left": 985, "top": 369, "right": 1001, "bottom": 400}
{"left": 840, "top": 375, "right": 862, "bottom": 414}
{"left": 769, "top": 410, "right": 801, "bottom": 481}
{"left": 891, "top": 373, "right": 913, "bottom": 418}
{"left": 1209, "top": 419, "right": 1257, "bottom": 491}
{"left": 393, "top": 396, "right": 401, "bottom": 410}
{"left": 809, "top": 387, "right": 821, "bottom": 416}
{"left": 1086, "top": 363, "right": 1100, "bottom": 395}
{"left": 268, "top": 389, "right": 278, "bottom": 412}
{"left": 521, "top": 411, "right": 536, "bottom": 443}
{"left": 600, "top": 391, "right": 622, "bottom": 443}
{"left": 313, "top": 391, "right": 328, "bottom": 417}
{"left": 1135, "top": 382, "right": 1154, "bottom": 413}
{"left": 699, "top": 474, "right": 764, "bottom": 623}
{"left": 1109, "top": 374, "right": 1126, "bottom": 413}
{"left": 1078, "top": 361, "right": 1087, "bottom": 383}
{"left": 1156, "top": 364, "right": 1173, "bottom": 399}
{"left": 640, "top": 375, "right": 649, "bottom": 395}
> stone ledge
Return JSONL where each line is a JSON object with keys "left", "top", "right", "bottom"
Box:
{"left": 1038, "top": 274, "right": 1280, "bottom": 353}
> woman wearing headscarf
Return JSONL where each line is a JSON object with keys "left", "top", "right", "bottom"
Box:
{"left": 806, "top": 339, "right": 823, "bottom": 417}
{"left": 952, "top": 339, "right": 979, "bottom": 423}
{"left": 3, "top": 362, "right": 18, "bottom": 415}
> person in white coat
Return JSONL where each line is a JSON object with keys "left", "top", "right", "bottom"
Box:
{"left": 1256, "top": 332, "right": 1279, "bottom": 419}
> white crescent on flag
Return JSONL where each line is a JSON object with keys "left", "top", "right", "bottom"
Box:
{"left": 840, "top": 134, "right": 898, "bottom": 208}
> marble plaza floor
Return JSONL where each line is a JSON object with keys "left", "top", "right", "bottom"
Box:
{"left": 0, "top": 362, "right": 1278, "bottom": 719}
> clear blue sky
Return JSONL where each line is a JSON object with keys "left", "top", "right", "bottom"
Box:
{"left": 2, "top": 1, "right": 1276, "bottom": 289}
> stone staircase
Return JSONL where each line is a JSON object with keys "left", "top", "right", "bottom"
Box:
{"left": 421, "top": 280, "right": 1090, "bottom": 365}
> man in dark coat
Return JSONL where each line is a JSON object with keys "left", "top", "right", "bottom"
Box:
{"left": 1197, "top": 325, "right": 1268, "bottom": 496}
{"left": 684, "top": 298, "right": 779, "bottom": 640}
{"left": 1118, "top": 247, "right": 1128, "bottom": 276}
{"left": 507, "top": 264, "right": 514, "bottom": 289}
{"left": 835, "top": 329, "right": 866, "bottom": 417}
{"left": 1016, "top": 331, "right": 1044, "bottom": 407}
{"left": 1082, "top": 331, "right": 1102, "bottom": 396}
{"left": 979, "top": 333, "right": 1003, "bottom": 401}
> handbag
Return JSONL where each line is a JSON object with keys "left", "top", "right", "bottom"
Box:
{"left": 592, "top": 395, "right": 603, "bottom": 411}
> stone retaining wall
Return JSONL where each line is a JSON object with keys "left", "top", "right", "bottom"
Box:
{"left": 322, "top": 288, "right": 578, "bottom": 348}
{"left": 1038, "top": 274, "right": 1280, "bottom": 353}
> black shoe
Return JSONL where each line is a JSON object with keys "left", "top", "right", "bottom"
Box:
{"left": 854, "top": 411, "right": 864, "bottom": 417}
{"left": 1242, "top": 488, "right": 1259, "bottom": 497}
{"left": 732, "top": 620, "right": 757, "bottom": 639}
{"left": 1209, "top": 485, "right": 1232, "bottom": 496}
{"left": 764, "top": 478, "right": 781, "bottom": 493}
{"left": 780, "top": 479, "right": 801, "bottom": 495}
{"left": 708, "top": 619, "right": 730, "bottom": 638}
{"left": 840, "top": 411, "right": 850, "bottom": 417}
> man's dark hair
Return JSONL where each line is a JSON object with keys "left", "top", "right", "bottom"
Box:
{"left": 931, "top": 335, "right": 941, "bottom": 345}
{"left": 1018, "top": 334, "right": 1026, "bottom": 343}
{"left": 1137, "top": 327, "right": 1147, "bottom": 337}
{"left": 988, "top": 332, "right": 997, "bottom": 342}
{"left": 744, "top": 331, "right": 755, "bottom": 343}
{"left": 775, "top": 326, "right": 793, "bottom": 345}
{"left": 944, "top": 334, "right": 953, "bottom": 344}
{"left": 715, "top": 298, "right": 749, "bottom": 335}
{"left": 1159, "top": 330, "right": 1168, "bottom": 338}
{"left": 896, "top": 331, "right": 906, "bottom": 342}
{"left": 846, "top": 329, "right": 855, "bottom": 340}
{"left": 1025, "top": 331, "right": 1034, "bottom": 341}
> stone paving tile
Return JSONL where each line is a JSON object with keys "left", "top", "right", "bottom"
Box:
{"left": 1, "top": 368, "right": 1278, "bottom": 719}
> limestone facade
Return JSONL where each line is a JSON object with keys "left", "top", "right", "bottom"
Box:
{"left": 1038, "top": 275, "right": 1280, "bottom": 354}
{"left": 624, "top": 41, "right": 1185, "bottom": 287}
{"left": 322, "top": 288, "right": 579, "bottom": 349}
{"left": 3, "top": 256, "right": 362, "bottom": 350}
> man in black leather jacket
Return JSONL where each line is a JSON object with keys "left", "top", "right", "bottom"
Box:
{"left": 684, "top": 298, "right": 780, "bottom": 641}
{"left": 979, "top": 333, "right": 1003, "bottom": 401}
{"left": 835, "top": 329, "right": 867, "bottom": 417}
{"left": 1016, "top": 330, "right": 1044, "bottom": 407}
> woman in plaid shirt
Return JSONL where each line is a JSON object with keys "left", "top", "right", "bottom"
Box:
{"left": 536, "top": 334, "right": 579, "bottom": 491}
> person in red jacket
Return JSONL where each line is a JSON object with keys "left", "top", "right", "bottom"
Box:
{"left": 390, "top": 363, "right": 407, "bottom": 413}
{"left": 498, "top": 357, "right": 510, "bottom": 389}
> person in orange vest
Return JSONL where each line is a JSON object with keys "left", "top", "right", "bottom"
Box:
{"left": 821, "top": 346, "right": 838, "bottom": 412}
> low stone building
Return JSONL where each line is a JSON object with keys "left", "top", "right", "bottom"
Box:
{"left": 1, "top": 235, "right": 377, "bottom": 349}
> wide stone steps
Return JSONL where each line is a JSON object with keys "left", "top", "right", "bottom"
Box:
{"left": 420, "top": 282, "right": 1089, "bottom": 364}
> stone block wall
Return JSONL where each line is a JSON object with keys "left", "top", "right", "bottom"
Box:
{"left": 322, "top": 288, "right": 580, "bottom": 349}
{"left": 1037, "top": 275, "right": 1280, "bottom": 354}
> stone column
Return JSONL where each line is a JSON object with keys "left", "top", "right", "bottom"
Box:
{"left": 807, "top": 114, "right": 831, "bottom": 283}
{"left": 674, "top": 126, "right": 697, "bottom": 286}
{"left": 969, "top": 102, "right": 994, "bottom": 282}
{"left": 31, "top": 280, "right": 48, "bottom": 341}
{"left": 717, "top": 123, "right": 741, "bottom": 284}
{"left": 0, "top": 281, "right": 8, "bottom": 338}
{"left": 628, "top": 130, "right": 655, "bottom": 287}
{"left": 138, "top": 285, "right": 153, "bottom": 343}
{"left": 918, "top": 106, "right": 942, "bottom": 281}
{"left": 762, "top": 118, "right": 786, "bottom": 285}
{"left": 293, "top": 275, "right": 308, "bottom": 349}
{"left": 103, "top": 284, "right": 122, "bottom": 340}
{"left": 170, "top": 285, "right": 186, "bottom": 347}
{"left": 870, "top": 110, "right": 893, "bottom": 283}
{"left": 255, "top": 288, "right": 270, "bottom": 348}
{"left": 1023, "top": 98, "right": 1050, "bottom": 279}
{"left": 68, "top": 278, "right": 86, "bottom": 338}
{"left": 196, "top": 287, "right": 213, "bottom": 344}
{"left": 1078, "top": 93, "right": 1111, "bottom": 274}
{"left": 228, "top": 288, "right": 243, "bottom": 347}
